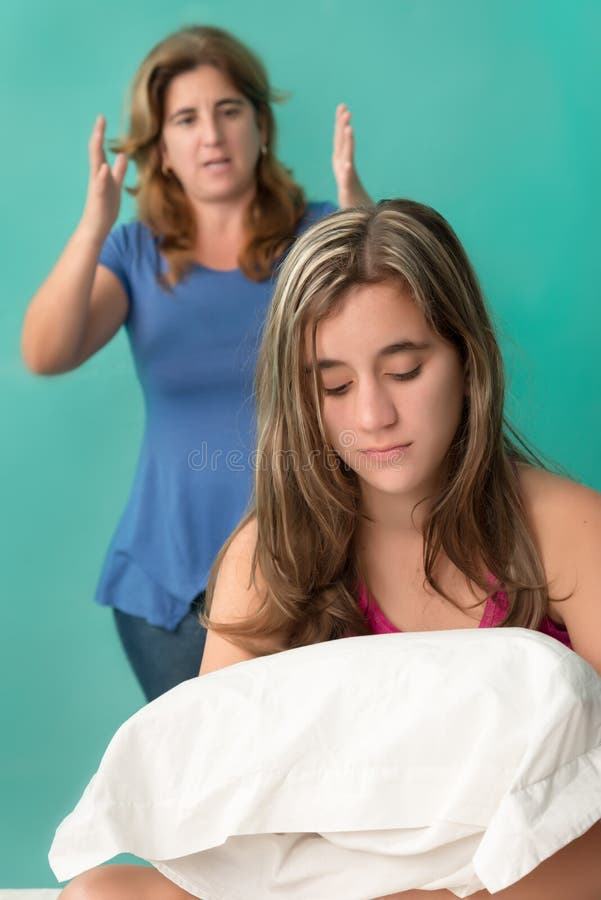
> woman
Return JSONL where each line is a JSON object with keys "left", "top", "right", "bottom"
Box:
{"left": 21, "top": 25, "right": 370, "bottom": 700}
{"left": 58, "top": 202, "right": 601, "bottom": 897}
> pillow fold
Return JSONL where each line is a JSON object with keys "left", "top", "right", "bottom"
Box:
{"left": 49, "top": 629, "right": 601, "bottom": 898}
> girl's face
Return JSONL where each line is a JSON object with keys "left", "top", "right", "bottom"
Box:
{"left": 310, "top": 280, "right": 467, "bottom": 507}
{"left": 160, "top": 65, "right": 266, "bottom": 207}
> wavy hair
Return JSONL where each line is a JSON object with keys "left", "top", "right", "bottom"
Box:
{"left": 204, "top": 199, "right": 551, "bottom": 653}
{"left": 112, "top": 25, "right": 305, "bottom": 285}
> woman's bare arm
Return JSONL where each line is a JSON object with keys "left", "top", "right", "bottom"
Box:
{"left": 21, "top": 116, "right": 128, "bottom": 374}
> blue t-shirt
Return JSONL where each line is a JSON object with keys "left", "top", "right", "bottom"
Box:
{"left": 95, "top": 201, "right": 336, "bottom": 630}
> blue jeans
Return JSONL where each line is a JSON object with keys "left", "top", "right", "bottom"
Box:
{"left": 113, "top": 594, "right": 207, "bottom": 702}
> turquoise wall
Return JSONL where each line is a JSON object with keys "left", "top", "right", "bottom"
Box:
{"left": 2, "top": 0, "right": 600, "bottom": 886}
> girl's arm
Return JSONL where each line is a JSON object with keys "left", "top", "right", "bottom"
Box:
{"left": 520, "top": 465, "right": 601, "bottom": 674}
{"left": 200, "top": 519, "right": 285, "bottom": 676}
{"left": 21, "top": 116, "right": 128, "bottom": 374}
{"left": 549, "top": 480, "right": 601, "bottom": 674}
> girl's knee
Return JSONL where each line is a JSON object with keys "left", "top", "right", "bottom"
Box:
{"left": 59, "top": 864, "right": 199, "bottom": 899}
{"left": 59, "top": 866, "right": 121, "bottom": 900}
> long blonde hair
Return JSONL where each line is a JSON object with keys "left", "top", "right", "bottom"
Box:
{"left": 205, "top": 200, "right": 550, "bottom": 653}
{"left": 112, "top": 25, "right": 305, "bottom": 285}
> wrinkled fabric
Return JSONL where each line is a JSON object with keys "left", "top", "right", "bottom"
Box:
{"left": 49, "top": 629, "right": 601, "bottom": 898}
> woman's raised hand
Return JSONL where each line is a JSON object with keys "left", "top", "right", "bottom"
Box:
{"left": 332, "top": 103, "right": 372, "bottom": 209}
{"left": 80, "top": 115, "right": 128, "bottom": 243}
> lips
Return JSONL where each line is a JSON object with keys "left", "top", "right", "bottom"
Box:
{"left": 359, "top": 443, "right": 412, "bottom": 464}
{"left": 203, "top": 157, "right": 230, "bottom": 167}
{"left": 361, "top": 442, "right": 411, "bottom": 455}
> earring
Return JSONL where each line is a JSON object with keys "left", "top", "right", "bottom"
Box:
{"left": 260, "top": 144, "right": 268, "bottom": 156}
{"left": 162, "top": 164, "right": 172, "bottom": 177}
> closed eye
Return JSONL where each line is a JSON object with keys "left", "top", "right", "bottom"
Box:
{"left": 391, "top": 364, "right": 422, "bottom": 382}
{"left": 324, "top": 365, "right": 422, "bottom": 397}
{"left": 323, "top": 382, "right": 352, "bottom": 396}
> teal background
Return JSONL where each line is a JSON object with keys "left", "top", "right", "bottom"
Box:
{"left": 1, "top": 0, "right": 600, "bottom": 887}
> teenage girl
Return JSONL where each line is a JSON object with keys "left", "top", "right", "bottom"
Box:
{"left": 60, "top": 201, "right": 601, "bottom": 897}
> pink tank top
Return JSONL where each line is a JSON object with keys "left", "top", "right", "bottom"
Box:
{"left": 358, "top": 583, "right": 572, "bottom": 648}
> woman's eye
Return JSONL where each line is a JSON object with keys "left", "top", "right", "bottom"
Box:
{"left": 324, "top": 382, "right": 351, "bottom": 396}
{"left": 221, "top": 107, "right": 240, "bottom": 118}
{"left": 391, "top": 364, "right": 422, "bottom": 382}
{"left": 176, "top": 116, "right": 195, "bottom": 126}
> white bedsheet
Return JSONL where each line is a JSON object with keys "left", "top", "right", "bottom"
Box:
{"left": 49, "top": 629, "right": 601, "bottom": 898}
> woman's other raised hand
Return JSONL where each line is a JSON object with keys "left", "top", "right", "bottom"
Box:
{"left": 332, "top": 103, "right": 372, "bottom": 209}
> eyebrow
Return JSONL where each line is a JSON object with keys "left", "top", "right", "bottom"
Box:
{"left": 315, "top": 341, "right": 431, "bottom": 369}
{"left": 168, "top": 98, "right": 245, "bottom": 122}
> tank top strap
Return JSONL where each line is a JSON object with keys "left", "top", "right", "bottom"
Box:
{"left": 479, "top": 588, "right": 509, "bottom": 628}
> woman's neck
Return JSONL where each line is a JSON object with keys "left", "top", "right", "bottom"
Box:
{"left": 190, "top": 190, "right": 255, "bottom": 270}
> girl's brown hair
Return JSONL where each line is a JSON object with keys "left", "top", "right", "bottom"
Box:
{"left": 113, "top": 25, "right": 305, "bottom": 285}
{"left": 204, "top": 200, "right": 551, "bottom": 654}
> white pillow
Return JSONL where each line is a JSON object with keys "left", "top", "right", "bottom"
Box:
{"left": 49, "top": 629, "right": 601, "bottom": 899}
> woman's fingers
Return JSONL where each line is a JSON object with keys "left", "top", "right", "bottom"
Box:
{"left": 333, "top": 104, "right": 357, "bottom": 192}
{"left": 333, "top": 103, "right": 345, "bottom": 159}
{"left": 342, "top": 122, "right": 355, "bottom": 173}
{"left": 111, "top": 152, "right": 128, "bottom": 188}
{"left": 82, "top": 123, "right": 126, "bottom": 237}
{"left": 88, "top": 114, "right": 107, "bottom": 174}
{"left": 95, "top": 162, "right": 109, "bottom": 190}
{"left": 333, "top": 105, "right": 372, "bottom": 208}
{"left": 89, "top": 117, "right": 127, "bottom": 190}
{"left": 333, "top": 103, "right": 352, "bottom": 162}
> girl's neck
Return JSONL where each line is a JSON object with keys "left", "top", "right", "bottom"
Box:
{"left": 358, "top": 484, "right": 433, "bottom": 536}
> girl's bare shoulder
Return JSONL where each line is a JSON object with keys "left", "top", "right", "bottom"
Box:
{"left": 517, "top": 463, "right": 601, "bottom": 671}
{"left": 516, "top": 463, "right": 601, "bottom": 534}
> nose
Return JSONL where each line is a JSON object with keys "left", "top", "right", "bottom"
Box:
{"left": 200, "top": 111, "right": 223, "bottom": 147}
{"left": 355, "top": 379, "right": 398, "bottom": 434}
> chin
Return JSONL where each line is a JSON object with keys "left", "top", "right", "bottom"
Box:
{"left": 356, "top": 468, "right": 416, "bottom": 494}
{"left": 374, "top": 478, "right": 417, "bottom": 496}
{"left": 356, "top": 461, "right": 440, "bottom": 501}
{"left": 192, "top": 176, "right": 245, "bottom": 200}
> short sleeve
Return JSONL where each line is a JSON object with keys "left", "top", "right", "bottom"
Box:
{"left": 98, "top": 223, "right": 134, "bottom": 303}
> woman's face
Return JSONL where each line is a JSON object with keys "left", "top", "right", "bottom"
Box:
{"left": 309, "top": 280, "right": 467, "bottom": 507}
{"left": 160, "top": 65, "right": 266, "bottom": 206}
